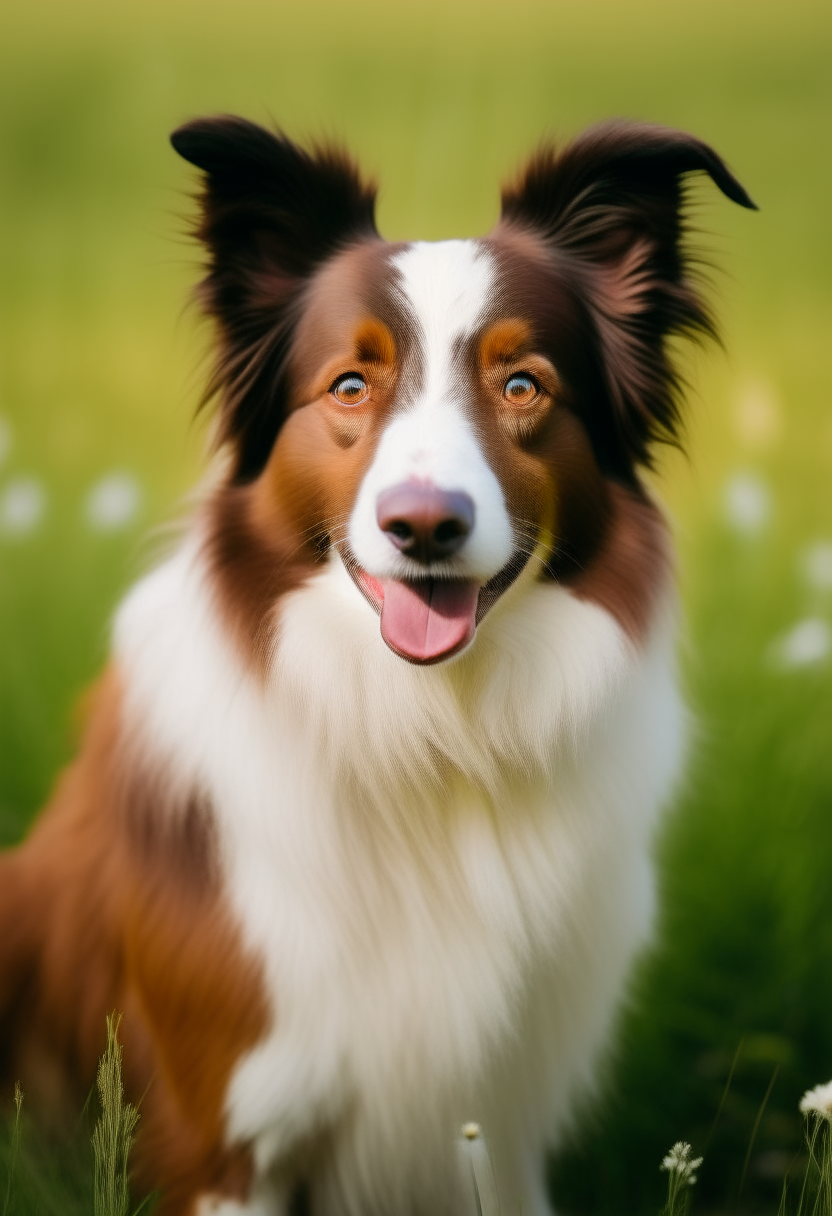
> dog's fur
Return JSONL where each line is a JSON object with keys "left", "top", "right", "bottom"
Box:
{"left": 0, "top": 118, "right": 754, "bottom": 1215}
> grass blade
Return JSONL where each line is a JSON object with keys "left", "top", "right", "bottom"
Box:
{"left": 91, "top": 1013, "right": 140, "bottom": 1216}
{"left": 1, "top": 1082, "right": 24, "bottom": 1216}
{"left": 738, "top": 1063, "right": 779, "bottom": 1199}
{"left": 460, "top": 1122, "right": 501, "bottom": 1216}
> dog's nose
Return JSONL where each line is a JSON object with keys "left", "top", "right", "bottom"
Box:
{"left": 376, "top": 482, "right": 475, "bottom": 564}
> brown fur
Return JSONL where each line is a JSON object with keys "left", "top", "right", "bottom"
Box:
{"left": 0, "top": 672, "right": 269, "bottom": 1213}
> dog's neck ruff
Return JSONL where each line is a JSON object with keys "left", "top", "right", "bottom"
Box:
{"left": 114, "top": 531, "right": 673, "bottom": 819}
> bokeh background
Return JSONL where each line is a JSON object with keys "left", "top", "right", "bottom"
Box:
{"left": 1, "top": 0, "right": 830, "bottom": 1212}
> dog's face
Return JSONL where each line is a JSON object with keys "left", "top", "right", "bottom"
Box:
{"left": 255, "top": 233, "right": 598, "bottom": 663}
{"left": 172, "top": 117, "right": 754, "bottom": 665}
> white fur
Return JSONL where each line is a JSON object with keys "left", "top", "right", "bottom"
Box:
{"left": 196, "top": 1195, "right": 277, "bottom": 1216}
{"left": 349, "top": 241, "right": 514, "bottom": 581}
{"left": 114, "top": 532, "right": 684, "bottom": 1216}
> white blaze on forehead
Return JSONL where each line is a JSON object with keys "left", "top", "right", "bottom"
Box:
{"left": 348, "top": 240, "right": 514, "bottom": 582}
{"left": 394, "top": 239, "right": 495, "bottom": 391}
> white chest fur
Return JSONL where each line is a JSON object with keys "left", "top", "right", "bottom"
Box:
{"left": 115, "top": 545, "right": 684, "bottom": 1215}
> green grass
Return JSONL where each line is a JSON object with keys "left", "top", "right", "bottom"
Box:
{"left": 1, "top": 0, "right": 830, "bottom": 1211}
{"left": 92, "top": 1016, "right": 142, "bottom": 1216}
{"left": 1, "top": 1088, "right": 98, "bottom": 1216}
{"left": 778, "top": 1105, "right": 832, "bottom": 1216}
{"left": 0, "top": 1018, "right": 154, "bottom": 1216}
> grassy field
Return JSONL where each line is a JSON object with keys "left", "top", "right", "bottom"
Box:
{"left": 1, "top": 0, "right": 830, "bottom": 1211}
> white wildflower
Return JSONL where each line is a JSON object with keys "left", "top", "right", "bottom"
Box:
{"left": 801, "top": 541, "right": 832, "bottom": 593}
{"left": 723, "top": 471, "right": 770, "bottom": 535}
{"left": 459, "top": 1122, "right": 500, "bottom": 1215}
{"left": 799, "top": 1080, "right": 832, "bottom": 1121}
{"left": 661, "top": 1141, "right": 703, "bottom": 1184}
{"left": 85, "top": 471, "right": 142, "bottom": 531}
{"left": 0, "top": 476, "right": 46, "bottom": 536}
{"left": 770, "top": 618, "right": 831, "bottom": 670}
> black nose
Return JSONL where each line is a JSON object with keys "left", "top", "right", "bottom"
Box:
{"left": 376, "top": 482, "right": 475, "bottom": 565}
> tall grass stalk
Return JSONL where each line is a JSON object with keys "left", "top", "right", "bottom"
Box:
{"left": 91, "top": 1013, "right": 140, "bottom": 1216}
{"left": 799, "top": 1082, "right": 832, "bottom": 1216}
{"left": 659, "top": 1141, "right": 702, "bottom": 1216}
{"left": 1, "top": 1083, "right": 23, "bottom": 1216}
{"left": 817, "top": 1118, "right": 832, "bottom": 1215}
{"left": 739, "top": 1064, "right": 780, "bottom": 1199}
{"left": 798, "top": 1116, "right": 832, "bottom": 1216}
{"left": 459, "top": 1123, "right": 501, "bottom": 1216}
{"left": 779, "top": 1081, "right": 832, "bottom": 1216}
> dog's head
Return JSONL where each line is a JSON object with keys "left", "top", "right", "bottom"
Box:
{"left": 172, "top": 117, "right": 754, "bottom": 665}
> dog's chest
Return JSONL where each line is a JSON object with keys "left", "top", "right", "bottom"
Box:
{"left": 115, "top": 550, "right": 682, "bottom": 1172}
{"left": 218, "top": 749, "right": 601, "bottom": 1162}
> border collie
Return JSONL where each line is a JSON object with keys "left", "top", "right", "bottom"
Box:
{"left": 0, "top": 117, "right": 754, "bottom": 1215}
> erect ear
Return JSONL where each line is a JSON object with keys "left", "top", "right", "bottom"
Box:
{"left": 171, "top": 115, "right": 378, "bottom": 482}
{"left": 500, "top": 120, "right": 757, "bottom": 474}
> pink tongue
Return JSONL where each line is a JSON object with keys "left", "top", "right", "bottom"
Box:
{"left": 380, "top": 579, "right": 479, "bottom": 664}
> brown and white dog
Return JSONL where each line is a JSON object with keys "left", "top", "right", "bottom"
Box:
{"left": 0, "top": 117, "right": 754, "bottom": 1214}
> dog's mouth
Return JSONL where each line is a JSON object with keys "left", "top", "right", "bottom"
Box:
{"left": 356, "top": 572, "right": 479, "bottom": 664}
{"left": 344, "top": 550, "right": 533, "bottom": 666}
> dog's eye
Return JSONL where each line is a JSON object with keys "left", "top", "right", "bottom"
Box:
{"left": 503, "top": 374, "right": 538, "bottom": 406}
{"left": 331, "top": 374, "right": 368, "bottom": 406}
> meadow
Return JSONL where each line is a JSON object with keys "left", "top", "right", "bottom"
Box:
{"left": 1, "top": 0, "right": 830, "bottom": 1211}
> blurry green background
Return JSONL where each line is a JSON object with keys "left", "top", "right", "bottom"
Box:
{"left": 0, "top": 0, "right": 830, "bottom": 1212}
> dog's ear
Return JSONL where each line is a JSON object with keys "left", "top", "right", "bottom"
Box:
{"left": 171, "top": 115, "right": 378, "bottom": 481}
{"left": 500, "top": 121, "right": 756, "bottom": 474}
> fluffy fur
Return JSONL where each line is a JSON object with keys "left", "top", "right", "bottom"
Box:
{"left": 0, "top": 116, "right": 755, "bottom": 1214}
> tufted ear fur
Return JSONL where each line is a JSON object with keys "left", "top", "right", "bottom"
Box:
{"left": 500, "top": 120, "right": 757, "bottom": 476}
{"left": 171, "top": 115, "right": 378, "bottom": 482}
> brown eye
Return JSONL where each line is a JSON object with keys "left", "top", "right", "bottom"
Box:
{"left": 331, "top": 373, "right": 368, "bottom": 406}
{"left": 503, "top": 374, "right": 538, "bottom": 407}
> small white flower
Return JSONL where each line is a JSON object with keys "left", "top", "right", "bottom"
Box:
{"left": 799, "top": 1080, "right": 832, "bottom": 1120}
{"left": 85, "top": 472, "right": 142, "bottom": 532}
{"left": 661, "top": 1141, "right": 703, "bottom": 1183}
{"left": 801, "top": 541, "right": 832, "bottom": 593}
{"left": 459, "top": 1122, "right": 500, "bottom": 1216}
{"left": 723, "top": 471, "right": 770, "bottom": 535}
{"left": 770, "top": 618, "right": 831, "bottom": 670}
{"left": 0, "top": 476, "right": 46, "bottom": 536}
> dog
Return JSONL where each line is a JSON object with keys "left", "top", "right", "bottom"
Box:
{"left": 0, "top": 116, "right": 754, "bottom": 1214}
